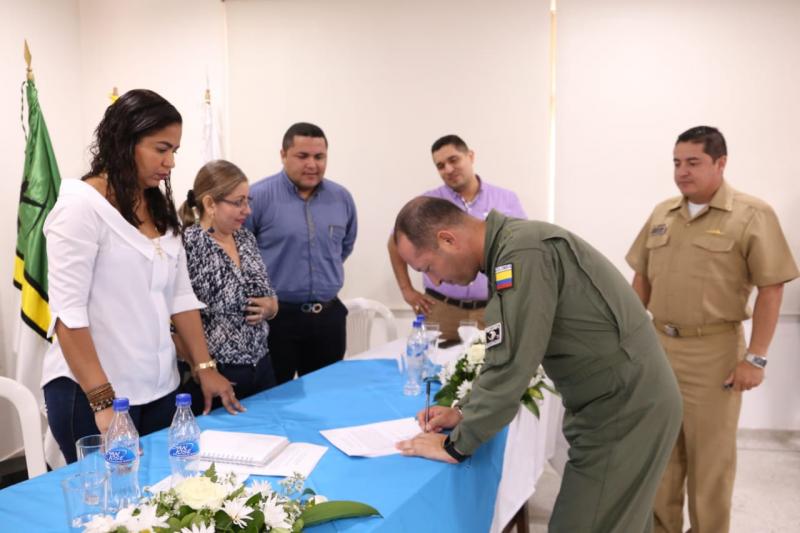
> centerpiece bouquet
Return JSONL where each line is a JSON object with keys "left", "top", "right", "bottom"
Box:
{"left": 83, "top": 465, "right": 380, "bottom": 533}
{"left": 434, "top": 331, "right": 555, "bottom": 417}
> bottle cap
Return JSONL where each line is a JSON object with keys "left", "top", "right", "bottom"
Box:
{"left": 112, "top": 397, "right": 129, "bottom": 411}
{"left": 175, "top": 393, "right": 192, "bottom": 407}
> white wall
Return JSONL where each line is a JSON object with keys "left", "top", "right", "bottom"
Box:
{"left": 225, "top": 0, "right": 552, "bottom": 308}
{"left": 554, "top": 0, "right": 800, "bottom": 429}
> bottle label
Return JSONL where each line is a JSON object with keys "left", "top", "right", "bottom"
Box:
{"left": 105, "top": 447, "right": 136, "bottom": 465}
{"left": 169, "top": 440, "right": 200, "bottom": 458}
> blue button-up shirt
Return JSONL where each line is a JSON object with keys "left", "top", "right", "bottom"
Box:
{"left": 245, "top": 170, "right": 357, "bottom": 303}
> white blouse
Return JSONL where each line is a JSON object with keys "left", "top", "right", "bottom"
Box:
{"left": 41, "top": 179, "right": 204, "bottom": 405}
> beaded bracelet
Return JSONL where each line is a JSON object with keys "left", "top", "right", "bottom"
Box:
{"left": 86, "top": 382, "right": 115, "bottom": 412}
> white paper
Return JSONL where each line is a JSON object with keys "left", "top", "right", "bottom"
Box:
{"left": 320, "top": 417, "right": 422, "bottom": 457}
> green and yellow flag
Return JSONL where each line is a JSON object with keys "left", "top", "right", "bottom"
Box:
{"left": 14, "top": 43, "right": 61, "bottom": 340}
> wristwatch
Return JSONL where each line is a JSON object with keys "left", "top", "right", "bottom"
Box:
{"left": 745, "top": 353, "right": 768, "bottom": 369}
{"left": 194, "top": 359, "right": 217, "bottom": 372}
{"left": 442, "top": 435, "right": 470, "bottom": 463}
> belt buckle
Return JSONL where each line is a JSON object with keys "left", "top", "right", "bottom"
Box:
{"left": 301, "top": 302, "right": 323, "bottom": 314}
{"left": 664, "top": 324, "right": 679, "bottom": 338}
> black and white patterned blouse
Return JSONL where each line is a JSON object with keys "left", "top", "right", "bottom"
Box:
{"left": 183, "top": 224, "right": 275, "bottom": 365}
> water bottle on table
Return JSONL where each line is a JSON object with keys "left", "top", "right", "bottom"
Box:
{"left": 404, "top": 319, "right": 426, "bottom": 396}
{"left": 168, "top": 393, "right": 201, "bottom": 484}
{"left": 104, "top": 397, "right": 141, "bottom": 511}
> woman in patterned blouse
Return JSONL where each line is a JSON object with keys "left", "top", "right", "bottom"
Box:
{"left": 177, "top": 160, "right": 279, "bottom": 412}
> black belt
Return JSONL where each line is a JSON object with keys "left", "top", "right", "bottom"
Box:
{"left": 281, "top": 299, "right": 337, "bottom": 314}
{"left": 425, "top": 289, "right": 487, "bottom": 310}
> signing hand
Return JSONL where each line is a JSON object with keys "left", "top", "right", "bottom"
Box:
{"left": 723, "top": 360, "right": 764, "bottom": 392}
{"left": 415, "top": 405, "right": 462, "bottom": 433}
{"left": 197, "top": 369, "right": 246, "bottom": 415}
{"left": 396, "top": 432, "right": 456, "bottom": 463}
{"left": 402, "top": 287, "right": 436, "bottom": 316}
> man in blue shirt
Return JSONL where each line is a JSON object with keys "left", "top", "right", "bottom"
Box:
{"left": 245, "top": 122, "right": 357, "bottom": 383}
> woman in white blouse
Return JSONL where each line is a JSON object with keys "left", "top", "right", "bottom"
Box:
{"left": 42, "top": 89, "right": 244, "bottom": 463}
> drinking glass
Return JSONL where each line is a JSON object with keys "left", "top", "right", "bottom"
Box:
{"left": 76, "top": 434, "right": 105, "bottom": 475}
{"left": 458, "top": 319, "right": 480, "bottom": 345}
{"left": 61, "top": 471, "right": 109, "bottom": 532}
{"left": 423, "top": 321, "right": 442, "bottom": 362}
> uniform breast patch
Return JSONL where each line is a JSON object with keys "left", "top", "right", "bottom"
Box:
{"left": 651, "top": 224, "right": 668, "bottom": 236}
{"left": 486, "top": 322, "right": 503, "bottom": 348}
{"left": 495, "top": 264, "right": 513, "bottom": 291}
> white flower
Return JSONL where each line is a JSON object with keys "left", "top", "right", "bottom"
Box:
{"left": 478, "top": 330, "right": 486, "bottom": 344}
{"left": 262, "top": 494, "right": 292, "bottom": 530}
{"left": 529, "top": 366, "right": 546, "bottom": 387}
{"left": 222, "top": 497, "right": 254, "bottom": 527}
{"left": 174, "top": 476, "right": 228, "bottom": 510}
{"left": 180, "top": 522, "right": 215, "bottom": 533}
{"left": 82, "top": 514, "right": 117, "bottom": 533}
{"left": 310, "top": 495, "right": 328, "bottom": 504}
{"left": 467, "top": 343, "right": 486, "bottom": 366}
{"left": 456, "top": 380, "right": 473, "bottom": 401}
{"left": 248, "top": 479, "right": 274, "bottom": 497}
{"left": 113, "top": 503, "right": 168, "bottom": 532}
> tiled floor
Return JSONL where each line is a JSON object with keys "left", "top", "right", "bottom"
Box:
{"left": 527, "top": 430, "right": 800, "bottom": 532}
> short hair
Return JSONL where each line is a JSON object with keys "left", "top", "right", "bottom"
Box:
{"left": 179, "top": 160, "right": 248, "bottom": 228}
{"left": 394, "top": 197, "right": 468, "bottom": 250}
{"left": 282, "top": 122, "right": 327, "bottom": 151}
{"left": 84, "top": 89, "right": 182, "bottom": 235}
{"left": 676, "top": 126, "right": 727, "bottom": 162}
{"left": 431, "top": 134, "right": 469, "bottom": 154}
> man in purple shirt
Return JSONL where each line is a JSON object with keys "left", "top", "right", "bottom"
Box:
{"left": 388, "top": 135, "right": 526, "bottom": 340}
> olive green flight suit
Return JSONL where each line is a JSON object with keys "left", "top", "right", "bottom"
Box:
{"left": 451, "top": 211, "right": 682, "bottom": 532}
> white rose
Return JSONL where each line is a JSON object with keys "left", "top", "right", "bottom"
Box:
{"left": 467, "top": 343, "right": 485, "bottom": 366}
{"left": 174, "top": 476, "right": 228, "bottom": 510}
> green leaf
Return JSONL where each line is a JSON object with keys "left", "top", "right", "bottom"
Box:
{"left": 300, "top": 500, "right": 381, "bottom": 527}
{"left": 522, "top": 396, "right": 540, "bottom": 418}
{"left": 180, "top": 512, "right": 197, "bottom": 528}
{"left": 530, "top": 387, "right": 544, "bottom": 400}
{"left": 167, "top": 517, "right": 182, "bottom": 530}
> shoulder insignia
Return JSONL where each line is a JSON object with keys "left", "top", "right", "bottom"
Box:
{"left": 486, "top": 323, "right": 503, "bottom": 348}
{"left": 495, "top": 263, "right": 513, "bottom": 291}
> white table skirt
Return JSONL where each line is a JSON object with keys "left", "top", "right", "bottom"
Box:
{"left": 349, "top": 339, "right": 565, "bottom": 532}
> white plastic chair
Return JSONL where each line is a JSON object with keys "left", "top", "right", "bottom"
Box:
{"left": 0, "top": 376, "right": 47, "bottom": 478}
{"left": 343, "top": 298, "right": 398, "bottom": 357}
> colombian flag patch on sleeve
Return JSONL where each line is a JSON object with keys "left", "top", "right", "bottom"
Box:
{"left": 495, "top": 263, "right": 513, "bottom": 291}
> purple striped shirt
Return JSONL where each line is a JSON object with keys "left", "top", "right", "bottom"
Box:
{"left": 423, "top": 177, "right": 526, "bottom": 301}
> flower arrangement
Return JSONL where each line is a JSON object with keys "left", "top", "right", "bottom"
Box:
{"left": 434, "top": 332, "right": 556, "bottom": 417}
{"left": 84, "top": 465, "right": 380, "bottom": 532}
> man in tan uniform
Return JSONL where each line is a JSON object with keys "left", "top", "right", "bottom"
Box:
{"left": 627, "top": 126, "right": 798, "bottom": 533}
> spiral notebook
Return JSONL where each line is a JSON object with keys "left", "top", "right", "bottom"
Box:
{"left": 199, "top": 429, "right": 290, "bottom": 467}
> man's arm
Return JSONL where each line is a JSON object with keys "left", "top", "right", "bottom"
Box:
{"left": 632, "top": 273, "right": 651, "bottom": 307}
{"left": 387, "top": 235, "right": 435, "bottom": 314}
{"left": 724, "top": 283, "right": 784, "bottom": 392}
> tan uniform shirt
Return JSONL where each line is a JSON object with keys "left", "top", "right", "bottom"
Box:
{"left": 626, "top": 181, "right": 798, "bottom": 326}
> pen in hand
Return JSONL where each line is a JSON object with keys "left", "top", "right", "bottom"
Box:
{"left": 424, "top": 379, "right": 431, "bottom": 432}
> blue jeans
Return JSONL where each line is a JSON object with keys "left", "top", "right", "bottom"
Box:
{"left": 43, "top": 377, "right": 179, "bottom": 464}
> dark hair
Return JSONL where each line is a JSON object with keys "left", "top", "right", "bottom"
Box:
{"left": 282, "top": 122, "right": 327, "bottom": 151}
{"left": 179, "top": 160, "right": 248, "bottom": 228}
{"left": 394, "top": 197, "right": 468, "bottom": 249}
{"left": 83, "top": 89, "right": 182, "bottom": 235}
{"left": 431, "top": 134, "right": 469, "bottom": 154}
{"left": 676, "top": 126, "right": 727, "bottom": 162}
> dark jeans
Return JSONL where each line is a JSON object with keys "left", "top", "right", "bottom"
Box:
{"left": 43, "top": 377, "right": 178, "bottom": 464}
{"left": 179, "top": 354, "right": 277, "bottom": 416}
{"left": 268, "top": 298, "right": 348, "bottom": 384}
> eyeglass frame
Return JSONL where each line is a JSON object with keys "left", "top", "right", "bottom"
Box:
{"left": 217, "top": 196, "right": 253, "bottom": 209}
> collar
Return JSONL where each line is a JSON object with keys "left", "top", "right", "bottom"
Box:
{"left": 280, "top": 169, "right": 324, "bottom": 197}
{"left": 667, "top": 180, "right": 734, "bottom": 215}
{"left": 483, "top": 209, "right": 506, "bottom": 277}
{"left": 446, "top": 175, "right": 483, "bottom": 208}
{"left": 62, "top": 179, "right": 179, "bottom": 259}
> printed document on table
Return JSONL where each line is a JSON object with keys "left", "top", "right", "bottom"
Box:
{"left": 320, "top": 417, "right": 422, "bottom": 457}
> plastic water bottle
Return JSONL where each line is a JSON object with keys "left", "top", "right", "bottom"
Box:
{"left": 404, "top": 319, "right": 426, "bottom": 395}
{"left": 104, "top": 397, "right": 141, "bottom": 511}
{"left": 415, "top": 314, "right": 435, "bottom": 378}
{"left": 168, "top": 393, "right": 201, "bottom": 484}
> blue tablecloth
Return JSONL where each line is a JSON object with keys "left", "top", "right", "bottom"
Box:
{"left": 0, "top": 359, "right": 507, "bottom": 532}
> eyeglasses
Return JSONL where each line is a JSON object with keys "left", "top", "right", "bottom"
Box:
{"left": 218, "top": 196, "right": 253, "bottom": 209}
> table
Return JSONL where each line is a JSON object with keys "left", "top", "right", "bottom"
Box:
{"left": 351, "top": 339, "right": 565, "bottom": 532}
{"left": 0, "top": 359, "right": 519, "bottom": 532}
